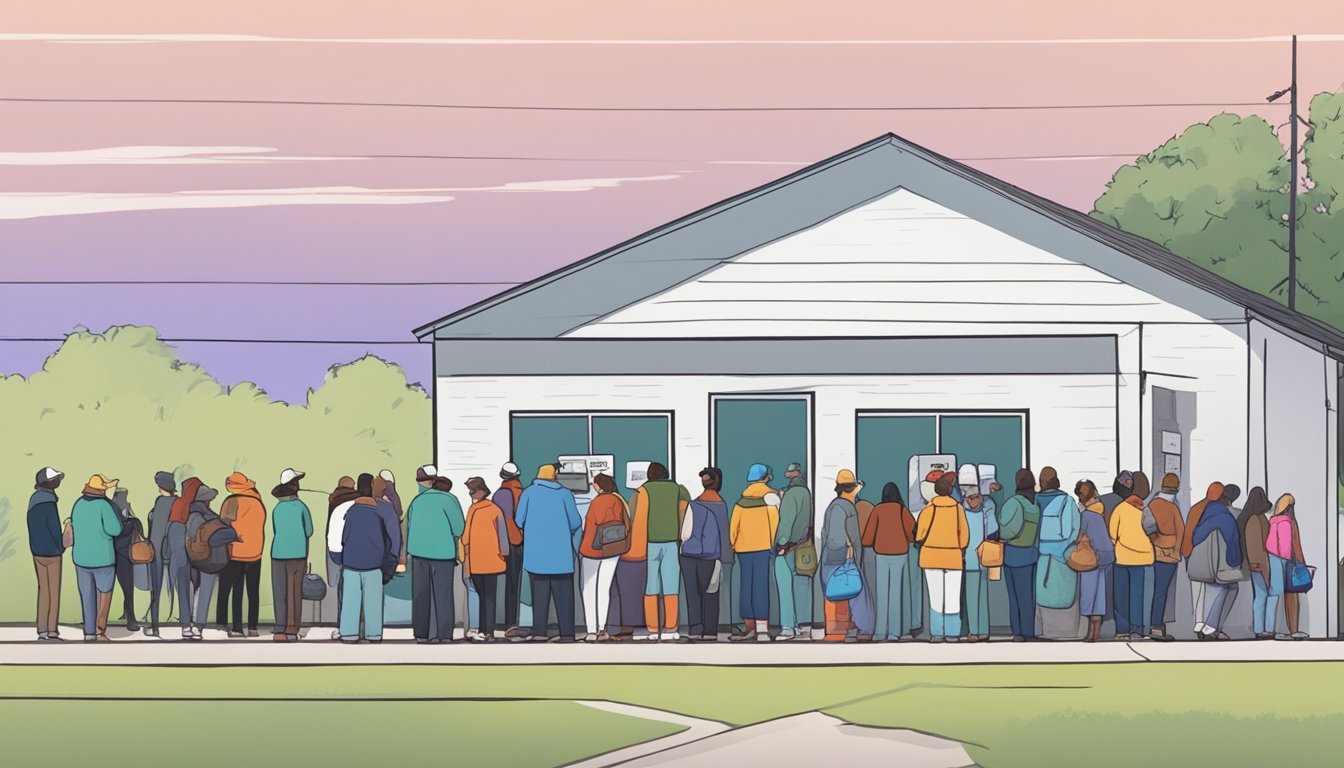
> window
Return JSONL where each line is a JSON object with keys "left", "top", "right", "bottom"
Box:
{"left": 509, "top": 412, "right": 673, "bottom": 491}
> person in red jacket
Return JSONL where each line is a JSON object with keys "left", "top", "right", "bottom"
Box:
{"left": 579, "top": 474, "right": 630, "bottom": 641}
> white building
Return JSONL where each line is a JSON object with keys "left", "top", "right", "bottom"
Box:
{"left": 416, "top": 134, "right": 1342, "bottom": 639}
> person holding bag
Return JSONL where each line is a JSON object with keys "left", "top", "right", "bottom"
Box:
{"left": 915, "top": 471, "right": 969, "bottom": 643}
{"left": 1074, "top": 480, "right": 1114, "bottom": 642}
{"left": 818, "top": 470, "right": 869, "bottom": 642}
{"left": 957, "top": 466, "right": 998, "bottom": 643}
{"left": 1034, "top": 467, "right": 1081, "bottom": 640}
{"left": 579, "top": 473, "right": 629, "bottom": 642}
{"left": 1268, "top": 494, "right": 1309, "bottom": 640}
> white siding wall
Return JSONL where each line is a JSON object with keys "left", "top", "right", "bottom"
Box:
{"left": 1252, "top": 321, "right": 1337, "bottom": 637}
{"left": 438, "top": 372, "right": 1116, "bottom": 528}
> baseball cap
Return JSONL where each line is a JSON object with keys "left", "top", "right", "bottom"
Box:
{"left": 924, "top": 469, "right": 946, "bottom": 483}
{"left": 86, "top": 474, "right": 119, "bottom": 493}
{"left": 35, "top": 467, "right": 64, "bottom": 487}
{"left": 786, "top": 462, "right": 803, "bottom": 474}
{"left": 379, "top": 469, "right": 395, "bottom": 485}
{"left": 416, "top": 465, "right": 438, "bottom": 482}
{"left": 835, "top": 469, "right": 857, "bottom": 485}
{"left": 500, "top": 462, "right": 521, "bottom": 479}
{"left": 746, "top": 463, "right": 771, "bottom": 482}
{"left": 537, "top": 464, "right": 558, "bottom": 480}
{"left": 279, "top": 468, "right": 305, "bottom": 486}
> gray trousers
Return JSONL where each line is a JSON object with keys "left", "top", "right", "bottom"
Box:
{"left": 192, "top": 571, "right": 217, "bottom": 629}
{"left": 412, "top": 557, "right": 456, "bottom": 641}
{"left": 168, "top": 559, "right": 194, "bottom": 628}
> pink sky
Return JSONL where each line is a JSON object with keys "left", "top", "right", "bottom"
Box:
{"left": 2, "top": 2, "right": 1342, "bottom": 399}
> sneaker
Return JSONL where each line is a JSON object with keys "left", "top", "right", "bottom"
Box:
{"left": 503, "top": 626, "right": 527, "bottom": 639}
{"left": 331, "top": 630, "right": 342, "bottom": 641}
{"left": 659, "top": 632, "right": 680, "bottom": 642}
{"left": 583, "top": 634, "right": 599, "bottom": 643}
{"left": 632, "top": 632, "right": 658, "bottom": 641}
{"left": 84, "top": 635, "right": 99, "bottom": 643}
{"left": 95, "top": 634, "right": 111, "bottom": 642}
{"left": 143, "top": 628, "right": 160, "bottom": 638}
{"left": 416, "top": 638, "right": 431, "bottom": 644}
{"left": 729, "top": 632, "right": 757, "bottom": 643}
{"left": 1291, "top": 632, "right": 1309, "bottom": 641}
{"left": 227, "top": 631, "right": 245, "bottom": 639}
{"left": 471, "top": 634, "right": 491, "bottom": 643}
{"left": 1149, "top": 631, "right": 1175, "bottom": 643}
{"left": 555, "top": 636, "right": 576, "bottom": 644}
{"left": 126, "top": 622, "right": 141, "bottom": 633}
{"left": 247, "top": 629, "right": 260, "bottom": 638}
{"left": 47, "top": 634, "right": 65, "bottom": 642}
{"left": 756, "top": 632, "right": 771, "bottom": 643}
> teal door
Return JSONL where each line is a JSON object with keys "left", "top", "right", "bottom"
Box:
{"left": 510, "top": 415, "right": 590, "bottom": 484}
{"left": 591, "top": 415, "right": 672, "bottom": 492}
{"left": 939, "top": 415, "right": 1024, "bottom": 510}
{"left": 855, "top": 415, "right": 938, "bottom": 506}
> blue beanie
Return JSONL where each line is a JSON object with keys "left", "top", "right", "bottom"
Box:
{"left": 747, "top": 463, "right": 771, "bottom": 482}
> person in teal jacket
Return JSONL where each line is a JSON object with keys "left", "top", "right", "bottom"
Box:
{"left": 407, "top": 468, "right": 465, "bottom": 643}
{"left": 270, "top": 469, "right": 313, "bottom": 642}
{"left": 1034, "top": 466, "right": 1081, "bottom": 640}
{"left": 71, "top": 474, "right": 126, "bottom": 641}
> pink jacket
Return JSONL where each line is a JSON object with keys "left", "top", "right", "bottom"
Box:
{"left": 1266, "top": 515, "right": 1295, "bottom": 560}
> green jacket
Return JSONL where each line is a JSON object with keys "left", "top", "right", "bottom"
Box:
{"left": 270, "top": 498, "right": 314, "bottom": 560}
{"left": 407, "top": 486, "right": 465, "bottom": 560}
{"left": 642, "top": 480, "right": 691, "bottom": 544}
{"left": 775, "top": 479, "right": 812, "bottom": 546}
{"left": 997, "top": 494, "right": 1041, "bottom": 549}
{"left": 71, "top": 494, "right": 123, "bottom": 568}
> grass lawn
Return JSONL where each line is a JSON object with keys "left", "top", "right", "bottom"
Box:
{"left": 1, "top": 663, "right": 1341, "bottom": 767}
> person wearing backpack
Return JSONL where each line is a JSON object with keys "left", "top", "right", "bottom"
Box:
{"left": 1145, "top": 474, "right": 1185, "bottom": 642}
{"left": 406, "top": 466, "right": 464, "bottom": 644}
{"left": 27, "top": 467, "right": 67, "bottom": 641}
{"left": 338, "top": 474, "right": 398, "bottom": 643}
{"left": 1268, "top": 494, "right": 1308, "bottom": 640}
{"left": 1190, "top": 491, "right": 1242, "bottom": 640}
{"left": 186, "top": 484, "right": 237, "bottom": 640}
{"left": 270, "top": 470, "right": 313, "bottom": 643}
{"left": 71, "top": 475, "right": 126, "bottom": 642}
{"left": 997, "top": 469, "right": 1042, "bottom": 642}
{"left": 1033, "top": 467, "right": 1081, "bottom": 640}
{"left": 1108, "top": 473, "right": 1154, "bottom": 640}
{"left": 217, "top": 472, "right": 267, "bottom": 638}
{"left": 678, "top": 469, "right": 725, "bottom": 643}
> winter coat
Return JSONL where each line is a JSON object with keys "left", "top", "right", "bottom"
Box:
{"left": 730, "top": 482, "right": 780, "bottom": 555}
{"left": 776, "top": 479, "right": 812, "bottom": 547}
{"left": 1147, "top": 494, "right": 1185, "bottom": 563}
{"left": 27, "top": 488, "right": 63, "bottom": 558}
{"left": 680, "top": 494, "right": 723, "bottom": 561}
{"left": 1109, "top": 495, "right": 1155, "bottom": 566}
{"left": 862, "top": 501, "right": 917, "bottom": 557}
{"left": 463, "top": 499, "right": 508, "bottom": 576}
{"left": 1181, "top": 483, "right": 1224, "bottom": 559}
{"left": 515, "top": 479, "right": 582, "bottom": 575}
{"left": 406, "top": 486, "right": 465, "bottom": 561}
{"left": 1080, "top": 500, "right": 1115, "bottom": 566}
{"left": 1192, "top": 501, "right": 1242, "bottom": 568}
{"left": 915, "top": 495, "right": 969, "bottom": 571}
{"left": 1267, "top": 514, "right": 1304, "bottom": 562}
{"left": 221, "top": 484, "right": 267, "bottom": 562}
{"left": 341, "top": 499, "right": 395, "bottom": 572}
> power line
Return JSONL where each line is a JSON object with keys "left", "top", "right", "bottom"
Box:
{"left": 0, "top": 96, "right": 1275, "bottom": 112}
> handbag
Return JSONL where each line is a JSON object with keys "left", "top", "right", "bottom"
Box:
{"left": 62, "top": 518, "right": 74, "bottom": 550}
{"left": 592, "top": 495, "right": 632, "bottom": 557}
{"left": 1287, "top": 560, "right": 1316, "bottom": 593}
{"left": 794, "top": 539, "right": 818, "bottom": 577}
{"left": 130, "top": 525, "right": 155, "bottom": 565}
{"left": 976, "top": 540, "right": 1004, "bottom": 568}
{"left": 1067, "top": 534, "right": 1098, "bottom": 572}
{"left": 302, "top": 563, "right": 328, "bottom": 601}
{"left": 824, "top": 558, "right": 863, "bottom": 601}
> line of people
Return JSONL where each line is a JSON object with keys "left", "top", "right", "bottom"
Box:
{"left": 26, "top": 459, "right": 1314, "bottom": 643}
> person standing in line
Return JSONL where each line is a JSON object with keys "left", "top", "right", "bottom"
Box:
{"left": 406, "top": 466, "right": 460, "bottom": 644}
{"left": 1146, "top": 473, "right": 1185, "bottom": 642}
{"left": 269, "top": 469, "right": 312, "bottom": 643}
{"left": 166, "top": 478, "right": 202, "bottom": 640}
{"left": 71, "top": 474, "right": 124, "bottom": 642}
{"left": 145, "top": 472, "right": 177, "bottom": 637}
{"left": 773, "top": 462, "right": 813, "bottom": 642}
{"left": 217, "top": 472, "right": 266, "bottom": 638}
{"left": 635, "top": 462, "right": 692, "bottom": 642}
{"left": 325, "top": 476, "right": 360, "bottom": 640}
{"left": 27, "top": 467, "right": 67, "bottom": 641}
{"left": 1180, "top": 482, "right": 1221, "bottom": 638}
{"left": 1190, "top": 489, "right": 1243, "bottom": 640}
{"left": 820, "top": 470, "right": 872, "bottom": 642}
{"left": 862, "top": 481, "right": 916, "bottom": 643}
{"left": 1238, "top": 487, "right": 1275, "bottom": 640}
{"left": 915, "top": 472, "right": 969, "bottom": 643}
{"left": 998, "top": 469, "right": 1042, "bottom": 642}
{"left": 730, "top": 463, "right": 780, "bottom": 642}
{"left": 1034, "top": 467, "right": 1081, "bottom": 641}
{"left": 185, "top": 484, "right": 229, "bottom": 640}
{"left": 462, "top": 476, "right": 508, "bottom": 643}
{"left": 515, "top": 464, "right": 582, "bottom": 643}
{"left": 609, "top": 474, "right": 652, "bottom": 642}
{"left": 1109, "top": 474, "right": 1155, "bottom": 641}
{"left": 577, "top": 473, "right": 629, "bottom": 642}
{"left": 1268, "top": 494, "right": 1309, "bottom": 640}
{"left": 1098, "top": 471, "right": 1134, "bottom": 528}
{"left": 110, "top": 487, "right": 141, "bottom": 633}
{"left": 679, "top": 468, "right": 725, "bottom": 643}
{"left": 492, "top": 463, "right": 527, "bottom": 639}
{"left": 337, "top": 474, "right": 395, "bottom": 643}
{"left": 1075, "top": 480, "right": 1114, "bottom": 642}
{"left": 957, "top": 467, "right": 998, "bottom": 643}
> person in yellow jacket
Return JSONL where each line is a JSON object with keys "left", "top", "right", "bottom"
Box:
{"left": 1107, "top": 470, "right": 1154, "bottom": 640}
{"left": 728, "top": 463, "right": 779, "bottom": 642}
{"left": 915, "top": 472, "right": 969, "bottom": 642}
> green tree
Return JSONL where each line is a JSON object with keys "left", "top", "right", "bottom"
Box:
{"left": 1092, "top": 90, "right": 1344, "bottom": 329}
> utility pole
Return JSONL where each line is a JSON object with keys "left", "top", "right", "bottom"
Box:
{"left": 1268, "top": 34, "right": 1300, "bottom": 311}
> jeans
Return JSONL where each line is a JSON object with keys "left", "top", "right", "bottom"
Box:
{"left": 1204, "top": 582, "right": 1238, "bottom": 633}
{"left": 147, "top": 552, "right": 165, "bottom": 632}
{"left": 680, "top": 556, "right": 718, "bottom": 637}
{"left": 645, "top": 542, "right": 681, "bottom": 595}
{"left": 925, "top": 568, "right": 963, "bottom": 638}
{"left": 33, "top": 556, "right": 62, "bottom": 637}
{"left": 271, "top": 559, "right": 306, "bottom": 634}
{"left": 1264, "top": 554, "right": 1287, "bottom": 634}
{"left": 114, "top": 555, "right": 136, "bottom": 627}
{"left": 75, "top": 565, "right": 115, "bottom": 637}
{"left": 411, "top": 557, "right": 456, "bottom": 641}
{"left": 1005, "top": 562, "right": 1037, "bottom": 637}
{"left": 1114, "top": 564, "right": 1150, "bottom": 635}
{"left": 504, "top": 546, "right": 524, "bottom": 627}
{"left": 169, "top": 560, "right": 194, "bottom": 628}
{"left": 773, "top": 550, "right": 810, "bottom": 632}
{"left": 903, "top": 551, "right": 924, "bottom": 632}
{"left": 874, "top": 553, "right": 908, "bottom": 640}
{"left": 1190, "top": 578, "right": 1207, "bottom": 633}
{"left": 339, "top": 568, "right": 385, "bottom": 640}
{"left": 963, "top": 567, "right": 990, "bottom": 637}
{"left": 582, "top": 556, "right": 619, "bottom": 635}
{"left": 530, "top": 572, "right": 575, "bottom": 638}
{"left": 193, "top": 571, "right": 217, "bottom": 630}
{"left": 738, "top": 551, "right": 771, "bottom": 620}
{"left": 471, "top": 573, "right": 499, "bottom": 637}
{"left": 1150, "top": 560, "right": 1178, "bottom": 631}
{"left": 218, "top": 560, "right": 262, "bottom": 632}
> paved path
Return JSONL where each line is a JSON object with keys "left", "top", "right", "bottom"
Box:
{"left": 1, "top": 625, "right": 1341, "bottom": 665}
{"left": 566, "top": 701, "right": 729, "bottom": 768}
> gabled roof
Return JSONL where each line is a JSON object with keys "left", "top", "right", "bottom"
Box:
{"left": 415, "top": 133, "right": 1344, "bottom": 353}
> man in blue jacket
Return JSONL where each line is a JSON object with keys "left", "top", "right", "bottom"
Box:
{"left": 680, "top": 467, "right": 727, "bottom": 642}
{"left": 27, "top": 467, "right": 66, "bottom": 641}
{"left": 515, "top": 464, "right": 582, "bottom": 643}
{"left": 337, "top": 474, "right": 399, "bottom": 643}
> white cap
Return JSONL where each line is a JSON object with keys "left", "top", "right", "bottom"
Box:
{"left": 279, "top": 468, "right": 305, "bottom": 485}
{"left": 38, "top": 467, "right": 64, "bottom": 483}
{"left": 418, "top": 464, "right": 438, "bottom": 477}
{"left": 957, "top": 464, "right": 979, "bottom": 488}
{"left": 379, "top": 469, "right": 395, "bottom": 484}
{"left": 500, "top": 462, "right": 521, "bottom": 478}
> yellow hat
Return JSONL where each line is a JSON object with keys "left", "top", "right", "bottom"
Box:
{"left": 86, "top": 474, "right": 119, "bottom": 492}
{"left": 836, "top": 469, "right": 857, "bottom": 485}
{"left": 537, "top": 464, "right": 558, "bottom": 481}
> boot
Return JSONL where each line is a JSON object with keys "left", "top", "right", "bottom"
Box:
{"left": 1086, "top": 617, "right": 1101, "bottom": 643}
{"left": 643, "top": 595, "right": 660, "bottom": 636}
{"left": 730, "top": 619, "right": 758, "bottom": 642}
{"left": 96, "top": 592, "right": 113, "bottom": 640}
{"left": 823, "top": 601, "right": 845, "bottom": 642}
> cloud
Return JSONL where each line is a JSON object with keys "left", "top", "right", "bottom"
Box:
{"left": 0, "top": 146, "right": 359, "bottom": 166}
{"left": 0, "top": 175, "right": 683, "bottom": 219}
{"left": 4, "top": 33, "right": 1344, "bottom": 45}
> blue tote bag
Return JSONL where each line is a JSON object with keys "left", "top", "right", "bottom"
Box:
{"left": 825, "top": 559, "right": 863, "bottom": 602}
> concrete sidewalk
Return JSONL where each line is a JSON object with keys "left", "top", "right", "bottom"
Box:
{"left": 2, "top": 625, "right": 1342, "bottom": 665}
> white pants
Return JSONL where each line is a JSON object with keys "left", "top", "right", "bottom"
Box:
{"left": 1191, "top": 579, "right": 1207, "bottom": 633}
{"left": 925, "top": 569, "right": 963, "bottom": 616}
{"left": 581, "top": 556, "right": 619, "bottom": 634}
